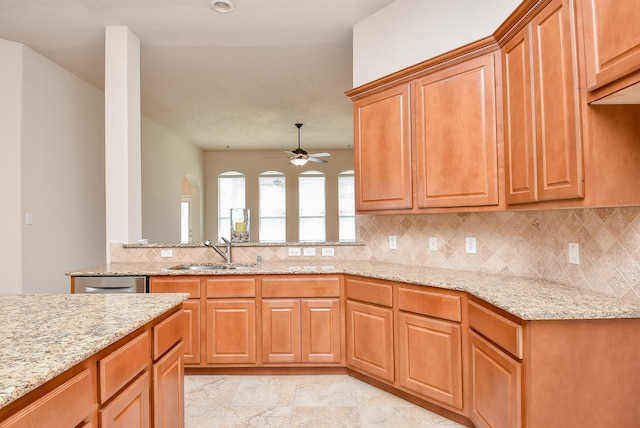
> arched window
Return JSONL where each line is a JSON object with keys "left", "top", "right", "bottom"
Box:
{"left": 259, "top": 171, "right": 286, "bottom": 242}
{"left": 299, "top": 170, "right": 326, "bottom": 242}
{"left": 338, "top": 170, "right": 355, "bottom": 242}
{"left": 218, "top": 171, "right": 245, "bottom": 242}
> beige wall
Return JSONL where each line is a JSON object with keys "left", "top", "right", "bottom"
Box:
{"left": 141, "top": 116, "right": 204, "bottom": 243}
{"left": 203, "top": 149, "right": 355, "bottom": 243}
{"left": 15, "top": 43, "right": 105, "bottom": 293}
{"left": 0, "top": 40, "right": 24, "bottom": 293}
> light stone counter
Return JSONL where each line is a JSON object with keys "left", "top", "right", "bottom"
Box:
{"left": 0, "top": 293, "right": 188, "bottom": 410}
{"left": 67, "top": 260, "right": 640, "bottom": 321}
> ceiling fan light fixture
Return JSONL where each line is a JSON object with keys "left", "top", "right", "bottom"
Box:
{"left": 290, "top": 158, "right": 308, "bottom": 166}
{"left": 210, "top": 0, "right": 234, "bottom": 13}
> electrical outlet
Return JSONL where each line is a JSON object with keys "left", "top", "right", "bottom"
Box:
{"left": 568, "top": 243, "right": 580, "bottom": 264}
{"left": 303, "top": 247, "right": 316, "bottom": 256}
{"left": 321, "top": 247, "right": 335, "bottom": 257}
{"left": 465, "top": 237, "right": 477, "bottom": 254}
{"left": 428, "top": 237, "right": 438, "bottom": 251}
{"left": 389, "top": 235, "right": 397, "bottom": 250}
{"left": 160, "top": 249, "right": 173, "bottom": 258}
{"left": 288, "top": 247, "right": 301, "bottom": 257}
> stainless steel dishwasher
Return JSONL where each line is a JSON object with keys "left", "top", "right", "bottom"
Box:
{"left": 73, "top": 276, "right": 148, "bottom": 293}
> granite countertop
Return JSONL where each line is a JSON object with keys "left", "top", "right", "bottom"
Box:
{"left": 0, "top": 293, "right": 188, "bottom": 410}
{"left": 67, "top": 260, "right": 640, "bottom": 321}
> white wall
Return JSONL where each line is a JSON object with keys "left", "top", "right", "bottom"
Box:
{"left": 141, "top": 117, "right": 203, "bottom": 243}
{"left": 353, "top": 0, "right": 521, "bottom": 86}
{"left": 0, "top": 40, "right": 24, "bottom": 293}
{"left": 14, "top": 43, "right": 105, "bottom": 293}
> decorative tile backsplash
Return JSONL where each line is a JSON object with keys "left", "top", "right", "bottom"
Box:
{"left": 111, "top": 207, "right": 640, "bottom": 303}
{"left": 358, "top": 207, "right": 640, "bottom": 303}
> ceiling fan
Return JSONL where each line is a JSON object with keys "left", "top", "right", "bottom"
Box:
{"left": 286, "top": 123, "right": 330, "bottom": 166}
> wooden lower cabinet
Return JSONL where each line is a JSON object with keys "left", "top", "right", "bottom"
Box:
{"left": 152, "top": 343, "right": 184, "bottom": 428}
{"left": 100, "top": 371, "right": 150, "bottom": 428}
{"left": 469, "top": 331, "right": 522, "bottom": 428}
{"left": 206, "top": 300, "right": 257, "bottom": 364}
{"left": 262, "top": 298, "right": 341, "bottom": 364}
{"left": 346, "top": 300, "right": 394, "bottom": 382}
{"left": 398, "top": 312, "right": 463, "bottom": 410}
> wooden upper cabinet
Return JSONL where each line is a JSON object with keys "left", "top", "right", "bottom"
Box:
{"left": 414, "top": 53, "right": 499, "bottom": 208}
{"left": 503, "top": 0, "right": 584, "bottom": 204}
{"left": 353, "top": 83, "right": 413, "bottom": 211}
{"left": 580, "top": 0, "right": 640, "bottom": 97}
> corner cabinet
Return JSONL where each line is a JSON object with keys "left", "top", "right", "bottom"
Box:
{"left": 502, "top": 0, "right": 584, "bottom": 205}
{"left": 348, "top": 50, "right": 502, "bottom": 213}
{"left": 352, "top": 83, "right": 413, "bottom": 211}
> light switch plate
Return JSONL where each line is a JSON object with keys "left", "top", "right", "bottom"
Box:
{"left": 428, "top": 237, "right": 438, "bottom": 251}
{"left": 321, "top": 247, "right": 335, "bottom": 257}
{"left": 160, "top": 249, "right": 173, "bottom": 258}
{"left": 303, "top": 247, "right": 316, "bottom": 256}
{"left": 568, "top": 243, "right": 580, "bottom": 264}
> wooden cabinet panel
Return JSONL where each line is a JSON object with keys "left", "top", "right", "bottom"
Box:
{"left": 0, "top": 369, "right": 94, "bottom": 428}
{"left": 98, "top": 332, "right": 150, "bottom": 403}
{"left": 470, "top": 331, "right": 522, "bottom": 428}
{"left": 414, "top": 53, "right": 499, "bottom": 208}
{"left": 206, "top": 277, "right": 256, "bottom": 298}
{"left": 262, "top": 299, "right": 301, "bottom": 364}
{"left": 503, "top": 0, "right": 584, "bottom": 204}
{"left": 398, "top": 312, "right": 463, "bottom": 409}
{"left": 469, "top": 301, "right": 523, "bottom": 360}
{"left": 397, "top": 286, "right": 461, "bottom": 322}
{"left": 149, "top": 277, "right": 201, "bottom": 365}
{"left": 181, "top": 300, "right": 201, "bottom": 365}
{"left": 206, "top": 300, "right": 256, "bottom": 364}
{"left": 345, "top": 277, "right": 393, "bottom": 307}
{"left": 99, "top": 371, "right": 150, "bottom": 428}
{"left": 581, "top": 0, "right": 640, "bottom": 91}
{"left": 152, "top": 343, "right": 184, "bottom": 428}
{"left": 301, "top": 299, "right": 341, "bottom": 363}
{"left": 262, "top": 276, "right": 340, "bottom": 298}
{"left": 530, "top": 0, "right": 583, "bottom": 201}
{"left": 153, "top": 310, "right": 184, "bottom": 360}
{"left": 346, "top": 300, "right": 394, "bottom": 382}
{"left": 503, "top": 30, "right": 537, "bottom": 204}
{"left": 353, "top": 83, "right": 413, "bottom": 211}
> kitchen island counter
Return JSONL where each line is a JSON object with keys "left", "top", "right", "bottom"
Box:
{"left": 67, "top": 260, "right": 640, "bottom": 321}
{"left": 0, "top": 293, "right": 188, "bottom": 411}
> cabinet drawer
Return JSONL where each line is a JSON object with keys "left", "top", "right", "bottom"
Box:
{"left": 149, "top": 277, "right": 201, "bottom": 298}
{"left": 398, "top": 287, "right": 461, "bottom": 322}
{"left": 98, "top": 331, "right": 150, "bottom": 403}
{"left": 469, "top": 301, "right": 523, "bottom": 359}
{"left": 206, "top": 277, "right": 256, "bottom": 298}
{"left": 345, "top": 277, "right": 392, "bottom": 307}
{"left": 262, "top": 276, "right": 340, "bottom": 298}
{"left": 153, "top": 309, "right": 184, "bottom": 360}
{"left": 0, "top": 369, "right": 93, "bottom": 428}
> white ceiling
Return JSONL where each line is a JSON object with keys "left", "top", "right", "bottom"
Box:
{"left": 0, "top": 0, "right": 396, "bottom": 151}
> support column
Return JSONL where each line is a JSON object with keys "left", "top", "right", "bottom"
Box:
{"left": 105, "top": 26, "right": 141, "bottom": 262}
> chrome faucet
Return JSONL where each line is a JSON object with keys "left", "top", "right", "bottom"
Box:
{"left": 204, "top": 237, "right": 232, "bottom": 264}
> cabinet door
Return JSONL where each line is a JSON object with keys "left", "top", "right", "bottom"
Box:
{"left": 470, "top": 331, "right": 522, "bottom": 428}
{"left": 206, "top": 300, "right": 256, "bottom": 364}
{"left": 262, "top": 299, "right": 301, "bottom": 363}
{"left": 414, "top": 53, "right": 499, "bottom": 208}
{"left": 346, "top": 300, "right": 394, "bottom": 382}
{"left": 530, "top": 0, "right": 584, "bottom": 201}
{"left": 99, "top": 371, "right": 150, "bottom": 428}
{"left": 301, "top": 299, "right": 341, "bottom": 363}
{"left": 181, "top": 300, "right": 201, "bottom": 365}
{"left": 503, "top": 29, "right": 537, "bottom": 204}
{"left": 398, "top": 312, "right": 463, "bottom": 410}
{"left": 152, "top": 343, "right": 184, "bottom": 428}
{"left": 581, "top": 0, "right": 640, "bottom": 91}
{"left": 353, "top": 83, "right": 413, "bottom": 211}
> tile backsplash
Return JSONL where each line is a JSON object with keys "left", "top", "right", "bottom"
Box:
{"left": 358, "top": 207, "right": 640, "bottom": 303}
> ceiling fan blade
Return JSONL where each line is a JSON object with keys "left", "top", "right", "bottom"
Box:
{"left": 308, "top": 157, "right": 328, "bottom": 164}
{"left": 284, "top": 150, "right": 296, "bottom": 155}
{"left": 307, "top": 152, "right": 331, "bottom": 158}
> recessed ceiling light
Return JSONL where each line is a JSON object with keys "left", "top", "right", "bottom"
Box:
{"left": 210, "top": 0, "right": 234, "bottom": 13}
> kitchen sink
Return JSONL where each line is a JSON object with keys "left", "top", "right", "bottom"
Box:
{"left": 169, "top": 263, "right": 255, "bottom": 271}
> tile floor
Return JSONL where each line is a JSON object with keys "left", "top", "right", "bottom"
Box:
{"left": 185, "top": 374, "right": 468, "bottom": 427}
